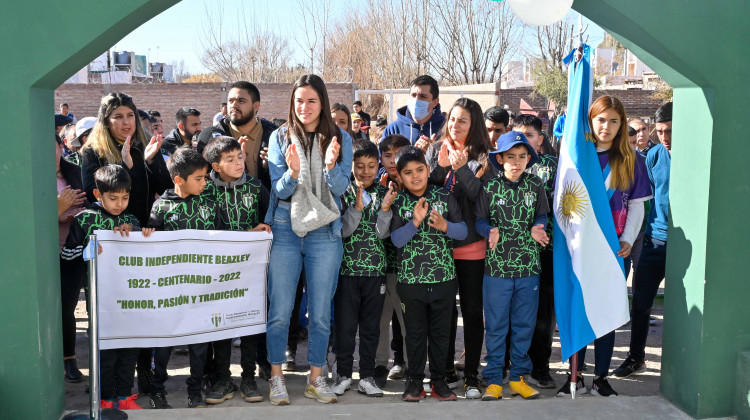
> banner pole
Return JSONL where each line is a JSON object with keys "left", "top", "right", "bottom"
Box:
{"left": 64, "top": 234, "right": 127, "bottom": 419}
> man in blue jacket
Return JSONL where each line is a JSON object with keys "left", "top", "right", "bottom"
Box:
{"left": 382, "top": 75, "right": 445, "bottom": 153}
{"left": 613, "top": 102, "right": 672, "bottom": 378}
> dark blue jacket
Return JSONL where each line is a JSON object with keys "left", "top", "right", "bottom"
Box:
{"left": 382, "top": 104, "right": 445, "bottom": 145}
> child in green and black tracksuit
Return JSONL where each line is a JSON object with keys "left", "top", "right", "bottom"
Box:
{"left": 475, "top": 132, "right": 550, "bottom": 401}
{"left": 373, "top": 134, "right": 411, "bottom": 386}
{"left": 61, "top": 164, "right": 154, "bottom": 410}
{"left": 514, "top": 114, "right": 559, "bottom": 388}
{"left": 331, "top": 140, "right": 394, "bottom": 397}
{"left": 147, "top": 148, "right": 223, "bottom": 409}
{"left": 199, "top": 136, "right": 271, "bottom": 405}
{"left": 380, "top": 146, "right": 467, "bottom": 402}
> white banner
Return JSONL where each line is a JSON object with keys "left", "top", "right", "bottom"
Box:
{"left": 94, "top": 230, "right": 271, "bottom": 350}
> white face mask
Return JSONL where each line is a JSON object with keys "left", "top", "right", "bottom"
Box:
{"left": 407, "top": 97, "right": 431, "bottom": 121}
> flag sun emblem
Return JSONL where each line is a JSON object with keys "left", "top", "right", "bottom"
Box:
{"left": 557, "top": 180, "right": 588, "bottom": 228}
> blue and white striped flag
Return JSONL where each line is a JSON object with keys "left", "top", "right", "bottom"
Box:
{"left": 552, "top": 44, "right": 629, "bottom": 362}
{"left": 82, "top": 236, "right": 97, "bottom": 261}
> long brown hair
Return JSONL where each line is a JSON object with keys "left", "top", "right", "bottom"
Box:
{"left": 330, "top": 102, "right": 354, "bottom": 138}
{"left": 285, "top": 74, "right": 342, "bottom": 162}
{"left": 442, "top": 98, "right": 491, "bottom": 161}
{"left": 588, "top": 96, "right": 635, "bottom": 191}
{"left": 84, "top": 92, "right": 148, "bottom": 164}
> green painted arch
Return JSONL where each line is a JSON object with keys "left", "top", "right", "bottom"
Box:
{"left": 1, "top": 1, "right": 748, "bottom": 418}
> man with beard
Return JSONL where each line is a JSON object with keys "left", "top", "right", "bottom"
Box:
{"left": 196, "top": 81, "right": 277, "bottom": 189}
{"left": 149, "top": 110, "right": 164, "bottom": 136}
{"left": 162, "top": 107, "right": 202, "bottom": 156}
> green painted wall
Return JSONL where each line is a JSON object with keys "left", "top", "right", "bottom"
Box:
{"left": 0, "top": 2, "right": 178, "bottom": 419}
{"left": 574, "top": 0, "right": 750, "bottom": 418}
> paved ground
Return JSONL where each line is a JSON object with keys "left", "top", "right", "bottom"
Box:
{"left": 64, "top": 280, "right": 673, "bottom": 418}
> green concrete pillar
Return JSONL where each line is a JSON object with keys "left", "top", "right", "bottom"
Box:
{"left": 0, "top": 2, "right": 177, "bottom": 419}
{"left": 575, "top": 0, "right": 750, "bottom": 418}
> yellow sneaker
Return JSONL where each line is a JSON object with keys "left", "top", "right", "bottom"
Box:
{"left": 481, "top": 384, "right": 503, "bottom": 401}
{"left": 509, "top": 376, "right": 540, "bottom": 399}
{"left": 304, "top": 375, "right": 337, "bottom": 404}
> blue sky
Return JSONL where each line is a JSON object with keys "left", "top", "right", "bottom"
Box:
{"left": 113, "top": 0, "right": 606, "bottom": 75}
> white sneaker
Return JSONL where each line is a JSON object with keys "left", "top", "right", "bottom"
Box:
{"left": 388, "top": 364, "right": 404, "bottom": 380}
{"left": 233, "top": 338, "right": 241, "bottom": 348}
{"left": 332, "top": 376, "right": 352, "bottom": 395}
{"left": 268, "top": 375, "right": 290, "bottom": 406}
{"left": 357, "top": 377, "right": 384, "bottom": 397}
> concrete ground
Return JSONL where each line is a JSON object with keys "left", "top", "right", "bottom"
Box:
{"left": 64, "top": 279, "right": 721, "bottom": 419}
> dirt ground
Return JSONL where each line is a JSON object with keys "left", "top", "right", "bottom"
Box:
{"left": 64, "top": 280, "right": 665, "bottom": 411}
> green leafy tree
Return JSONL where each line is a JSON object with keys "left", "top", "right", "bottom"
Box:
{"left": 531, "top": 62, "right": 568, "bottom": 115}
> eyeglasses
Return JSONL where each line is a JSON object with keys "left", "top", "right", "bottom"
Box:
{"left": 656, "top": 129, "right": 672, "bottom": 135}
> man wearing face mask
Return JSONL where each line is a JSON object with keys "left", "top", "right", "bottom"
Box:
{"left": 382, "top": 75, "right": 445, "bottom": 153}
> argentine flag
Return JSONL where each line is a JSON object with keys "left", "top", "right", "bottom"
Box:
{"left": 553, "top": 44, "right": 629, "bottom": 362}
{"left": 82, "top": 236, "right": 97, "bottom": 261}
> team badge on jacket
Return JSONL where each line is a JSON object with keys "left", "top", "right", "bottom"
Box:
{"left": 199, "top": 206, "right": 210, "bottom": 219}
{"left": 243, "top": 194, "right": 254, "bottom": 208}
{"left": 524, "top": 192, "right": 535, "bottom": 207}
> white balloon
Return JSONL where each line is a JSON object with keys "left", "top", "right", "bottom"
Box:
{"left": 507, "top": 0, "right": 574, "bottom": 26}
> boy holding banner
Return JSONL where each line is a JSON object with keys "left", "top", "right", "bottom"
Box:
{"left": 61, "top": 164, "right": 155, "bottom": 409}
{"left": 148, "top": 148, "right": 224, "bottom": 409}
{"left": 200, "top": 136, "right": 271, "bottom": 405}
{"left": 474, "top": 132, "right": 550, "bottom": 401}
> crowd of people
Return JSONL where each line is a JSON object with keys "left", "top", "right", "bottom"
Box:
{"left": 55, "top": 73, "right": 672, "bottom": 409}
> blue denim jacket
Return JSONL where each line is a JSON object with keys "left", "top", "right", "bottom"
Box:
{"left": 264, "top": 126, "right": 353, "bottom": 237}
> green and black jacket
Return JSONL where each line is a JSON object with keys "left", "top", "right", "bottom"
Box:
{"left": 148, "top": 189, "right": 224, "bottom": 231}
{"left": 340, "top": 182, "right": 389, "bottom": 277}
{"left": 202, "top": 171, "right": 269, "bottom": 232}
{"left": 525, "top": 153, "right": 558, "bottom": 251}
{"left": 61, "top": 202, "right": 141, "bottom": 262}
{"left": 387, "top": 184, "right": 466, "bottom": 284}
{"left": 475, "top": 172, "right": 549, "bottom": 278}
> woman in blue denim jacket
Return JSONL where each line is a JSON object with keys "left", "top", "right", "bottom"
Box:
{"left": 264, "top": 74, "right": 353, "bottom": 405}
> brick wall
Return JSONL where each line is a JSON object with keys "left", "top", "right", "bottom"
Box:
{"left": 497, "top": 87, "right": 664, "bottom": 119}
{"left": 55, "top": 82, "right": 358, "bottom": 125}
{"left": 56, "top": 83, "right": 663, "bottom": 126}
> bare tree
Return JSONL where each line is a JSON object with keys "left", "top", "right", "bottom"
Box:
{"left": 426, "top": 0, "right": 522, "bottom": 85}
{"left": 171, "top": 60, "right": 190, "bottom": 83}
{"left": 296, "top": 0, "right": 332, "bottom": 74}
{"left": 526, "top": 16, "right": 580, "bottom": 72}
{"left": 197, "top": 1, "right": 298, "bottom": 82}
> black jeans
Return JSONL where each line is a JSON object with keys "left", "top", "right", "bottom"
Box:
{"left": 447, "top": 259, "right": 485, "bottom": 377}
{"left": 334, "top": 275, "right": 386, "bottom": 378}
{"left": 391, "top": 310, "right": 405, "bottom": 366}
{"left": 151, "top": 343, "right": 209, "bottom": 396}
{"left": 398, "top": 280, "right": 457, "bottom": 381}
{"left": 574, "top": 330, "right": 616, "bottom": 377}
{"left": 100, "top": 348, "right": 139, "bottom": 400}
{"left": 528, "top": 250, "right": 555, "bottom": 373}
{"left": 629, "top": 236, "right": 667, "bottom": 361}
{"left": 60, "top": 257, "right": 85, "bottom": 357}
{"left": 210, "top": 333, "right": 263, "bottom": 382}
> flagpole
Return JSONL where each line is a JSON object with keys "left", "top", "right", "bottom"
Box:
{"left": 63, "top": 234, "right": 128, "bottom": 420}
{"left": 570, "top": 353, "right": 578, "bottom": 399}
{"left": 568, "top": 11, "right": 585, "bottom": 401}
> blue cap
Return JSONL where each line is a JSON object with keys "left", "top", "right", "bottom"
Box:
{"left": 488, "top": 131, "right": 539, "bottom": 170}
{"left": 55, "top": 113, "right": 73, "bottom": 127}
